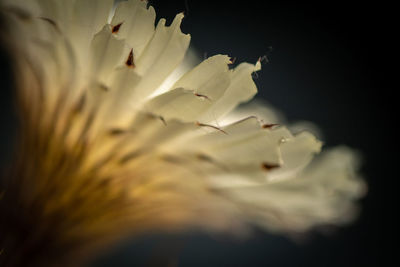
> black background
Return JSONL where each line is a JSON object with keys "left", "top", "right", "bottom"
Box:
{"left": 0, "top": 1, "right": 395, "bottom": 266}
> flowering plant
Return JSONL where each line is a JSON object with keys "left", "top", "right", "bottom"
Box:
{"left": 0, "top": 1, "right": 365, "bottom": 266}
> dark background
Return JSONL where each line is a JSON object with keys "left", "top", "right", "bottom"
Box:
{"left": 0, "top": 1, "right": 394, "bottom": 266}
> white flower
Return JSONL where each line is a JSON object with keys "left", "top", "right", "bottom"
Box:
{"left": 0, "top": 0, "right": 366, "bottom": 266}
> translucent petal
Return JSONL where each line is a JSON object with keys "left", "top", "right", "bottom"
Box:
{"left": 267, "top": 131, "right": 322, "bottom": 181}
{"left": 111, "top": 0, "right": 156, "bottom": 58}
{"left": 89, "top": 25, "right": 129, "bottom": 85}
{"left": 185, "top": 117, "right": 284, "bottom": 167}
{"left": 144, "top": 55, "right": 231, "bottom": 121}
{"left": 199, "top": 61, "right": 261, "bottom": 122}
{"left": 131, "top": 13, "right": 190, "bottom": 101}
{"left": 36, "top": 0, "right": 76, "bottom": 32}
{"left": 222, "top": 147, "right": 366, "bottom": 232}
{"left": 73, "top": 0, "right": 114, "bottom": 37}
{"left": 172, "top": 54, "right": 231, "bottom": 98}
{"left": 71, "top": 0, "right": 114, "bottom": 72}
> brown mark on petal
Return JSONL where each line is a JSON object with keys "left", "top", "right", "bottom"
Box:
{"left": 196, "top": 153, "right": 214, "bottom": 162}
{"left": 261, "top": 162, "right": 280, "bottom": 171}
{"left": 112, "top": 22, "right": 123, "bottom": 34}
{"left": 258, "top": 55, "right": 269, "bottom": 64}
{"left": 39, "top": 17, "right": 61, "bottom": 33}
{"left": 125, "top": 49, "right": 135, "bottom": 68}
{"left": 76, "top": 109, "right": 96, "bottom": 145}
{"left": 194, "top": 93, "right": 212, "bottom": 101}
{"left": 74, "top": 94, "right": 86, "bottom": 113}
{"left": 162, "top": 154, "right": 184, "bottom": 164}
{"left": 196, "top": 122, "right": 227, "bottom": 135}
{"left": 158, "top": 116, "right": 167, "bottom": 126}
{"left": 109, "top": 128, "right": 126, "bottom": 136}
{"left": 262, "top": 123, "right": 279, "bottom": 129}
{"left": 197, "top": 153, "right": 229, "bottom": 171}
{"left": 98, "top": 83, "right": 110, "bottom": 92}
{"left": 147, "top": 113, "right": 167, "bottom": 126}
{"left": 119, "top": 150, "right": 143, "bottom": 165}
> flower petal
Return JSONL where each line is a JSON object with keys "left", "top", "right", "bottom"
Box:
{"left": 89, "top": 25, "right": 129, "bottom": 85}
{"left": 199, "top": 61, "right": 261, "bottom": 122}
{"left": 267, "top": 131, "right": 322, "bottom": 181}
{"left": 111, "top": 0, "right": 156, "bottom": 58}
{"left": 73, "top": 0, "right": 114, "bottom": 36}
{"left": 221, "top": 147, "right": 366, "bottom": 232}
{"left": 144, "top": 55, "right": 231, "bottom": 121}
{"left": 185, "top": 117, "right": 284, "bottom": 168}
{"left": 130, "top": 13, "right": 190, "bottom": 101}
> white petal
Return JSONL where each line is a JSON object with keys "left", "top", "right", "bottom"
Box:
{"left": 220, "top": 99, "right": 284, "bottom": 126}
{"left": 111, "top": 0, "right": 156, "bottom": 58}
{"left": 267, "top": 131, "right": 322, "bottom": 181}
{"left": 73, "top": 0, "right": 114, "bottom": 36}
{"left": 222, "top": 147, "right": 366, "bottom": 232}
{"left": 144, "top": 88, "right": 213, "bottom": 121}
{"left": 91, "top": 67, "right": 142, "bottom": 129}
{"left": 1, "top": 0, "right": 41, "bottom": 16}
{"left": 144, "top": 55, "right": 231, "bottom": 121}
{"left": 89, "top": 25, "right": 129, "bottom": 85}
{"left": 199, "top": 61, "right": 261, "bottom": 122}
{"left": 36, "top": 0, "right": 75, "bottom": 32}
{"left": 172, "top": 55, "right": 231, "bottom": 98}
{"left": 128, "top": 115, "right": 196, "bottom": 150}
{"left": 151, "top": 48, "right": 201, "bottom": 97}
{"left": 185, "top": 117, "right": 284, "bottom": 167}
{"left": 107, "top": 67, "right": 141, "bottom": 116}
{"left": 130, "top": 13, "right": 190, "bottom": 101}
{"left": 70, "top": 0, "right": 114, "bottom": 72}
